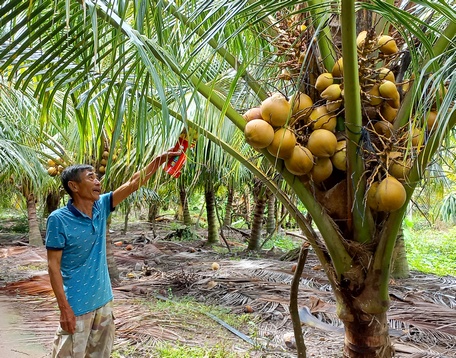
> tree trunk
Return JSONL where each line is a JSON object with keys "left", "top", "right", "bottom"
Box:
{"left": 147, "top": 202, "right": 159, "bottom": 238}
{"left": 223, "top": 184, "right": 234, "bottom": 227}
{"left": 342, "top": 311, "right": 392, "bottom": 358}
{"left": 179, "top": 182, "right": 192, "bottom": 226}
{"left": 248, "top": 181, "right": 267, "bottom": 251}
{"left": 266, "top": 191, "right": 276, "bottom": 235}
{"left": 26, "top": 192, "right": 43, "bottom": 246}
{"left": 391, "top": 228, "right": 410, "bottom": 279}
{"left": 122, "top": 205, "right": 130, "bottom": 234}
{"left": 205, "top": 180, "right": 218, "bottom": 245}
{"left": 106, "top": 215, "right": 120, "bottom": 282}
{"left": 243, "top": 187, "right": 251, "bottom": 229}
{"left": 44, "top": 191, "right": 61, "bottom": 217}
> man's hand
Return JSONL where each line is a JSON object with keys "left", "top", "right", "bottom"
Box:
{"left": 59, "top": 305, "right": 76, "bottom": 334}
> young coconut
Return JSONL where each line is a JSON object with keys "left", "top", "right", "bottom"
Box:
{"left": 243, "top": 107, "right": 263, "bottom": 122}
{"left": 367, "top": 182, "right": 380, "bottom": 211}
{"left": 320, "top": 84, "right": 342, "bottom": 102}
{"left": 289, "top": 92, "right": 313, "bottom": 119}
{"left": 368, "top": 84, "right": 383, "bottom": 106}
{"left": 426, "top": 111, "right": 438, "bottom": 131}
{"left": 315, "top": 72, "right": 334, "bottom": 92}
{"left": 261, "top": 92, "right": 291, "bottom": 127}
{"left": 380, "top": 102, "right": 398, "bottom": 123}
{"left": 374, "top": 120, "right": 394, "bottom": 139}
{"left": 267, "top": 128, "right": 297, "bottom": 159}
{"left": 284, "top": 145, "right": 314, "bottom": 176}
{"left": 356, "top": 31, "right": 368, "bottom": 49}
{"left": 244, "top": 119, "right": 275, "bottom": 149}
{"left": 332, "top": 58, "right": 344, "bottom": 78}
{"left": 377, "top": 68, "right": 395, "bottom": 83}
{"left": 331, "top": 140, "right": 347, "bottom": 171}
{"left": 309, "top": 106, "right": 337, "bottom": 131}
{"left": 377, "top": 35, "right": 399, "bottom": 55}
{"left": 388, "top": 154, "right": 412, "bottom": 180}
{"left": 375, "top": 176, "right": 406, "bottom": 212}
{"left": 310, "top": 157, "right": 333, "bottom": 183}
{"left": 307, "top": 129, "right": 337, "bottom": 158}
{"left": 48, "top": 166, "right": 58, "bottom": 176}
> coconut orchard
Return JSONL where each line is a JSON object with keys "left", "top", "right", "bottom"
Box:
{"left": 243, "top": 26, "right": 451, "bottom": 357}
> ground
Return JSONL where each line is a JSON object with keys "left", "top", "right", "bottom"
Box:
{"left": 0, "top": 221, "right": 455, "bottom": 357}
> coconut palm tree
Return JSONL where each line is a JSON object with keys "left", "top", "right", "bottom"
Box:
{"left": 2, "top": 1, "right": 455, "bottom": 357}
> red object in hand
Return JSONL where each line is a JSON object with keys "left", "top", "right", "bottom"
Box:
{"left": 165, "top": 136, "right": 189, "bottom": 178}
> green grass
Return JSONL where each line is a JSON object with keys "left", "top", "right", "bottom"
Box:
{"left": 404, "top": 225, "right": 456, "bottom": 276}
{"left": 154, "top": 342, "right": 249, "bottom": 358}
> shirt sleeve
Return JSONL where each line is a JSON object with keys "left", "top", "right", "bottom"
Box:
{"left": 45, "top": 214, "right": 65, "bottom": 250}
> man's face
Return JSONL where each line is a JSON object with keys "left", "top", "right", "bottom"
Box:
{"left": 70, "top": 169, "right": 101, "bottom": 202}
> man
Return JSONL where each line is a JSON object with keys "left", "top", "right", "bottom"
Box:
{"left": 45, "top": 149, "right": 180, "bottom": 357}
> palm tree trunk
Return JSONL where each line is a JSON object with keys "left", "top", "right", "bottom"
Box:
{"left": 179, "top": 182, "right": 192, "bottom": 226}
{"left": 342, "top": 311, "right": 392, "bottom": 357}
{"left": 247, "top": 183, "right": 267, "bottom": 251}
{"left": 223, "top": 184, "right": 234, "bottom": 227}
{"left": 266, "top": 191, "right": 276, "bottom": 235}
{"left": 106, "top": 215, "right": 120, "bottom": 282}
{"left": 243, "top": 187, "right": 251, "bottom": 229}
{"left": 25, "top": 192, "right": 43, "bottom": 246}
{"left": 44, "top": 191, "right": 60, "bottom": 217}
{"left": 205, "top": 180, "right": 218, "bottom": 245}
{"left": 391, "top": 228, "right": 410, "bottom": 279}
{"left": 148, "top": 202, "right": 159, "bottom": 238}
{"left": 122, "top": 205, "right": 130, "bottom": 234}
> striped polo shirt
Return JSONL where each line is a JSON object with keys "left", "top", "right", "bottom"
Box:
{"left": 45, "top": 192, "right": 115, "bottom": 316}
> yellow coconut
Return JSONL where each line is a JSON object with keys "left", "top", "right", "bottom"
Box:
{"left": 309, "top": 106, "right": 337, "bottom": 131}
{"left": 368, "top": 84, "right": 383, "bottom": 106}
{"left": 243, "top": 107, "right": 263, "bottom": 122}
{"left": 100, "top": 158, "right": 108, "bottom": 166}
{"left": 367, "top": 182, "right": 380, "bottom": 211}
{"left": 375, "top": 176, "right": 406, "bottom": 212}
{"left": 379, "top": 80, "right": 398, "bottom": 100}
{"left": 377, "top": 35, "right": 399, "bottom": 55}
{"left": 321, "top": 84, "right": 342, "bottom": 101}
{"left": 331, "top": 140, "right": 347, "bottom": 171}
{"left": 47, "top": 167, "right": 58, "bottom": 176}
{"left": 380, "top": 102, "right": 398, "bottom": 123}
{"left": 57, "top": 165, "right": 64, "bottom": 173}
{"left": 102, "top": 150, "right": 109, "bottom": 159}
{"left": 307, "top": 129, "right": 337, "bottom": 158}
{"left": 389, "top": 155, "right": 412, "bottom": 180}
{"left": 377, "top": 68, "right": 395, "bottom": 83}
{"left": 332, "top": 58, "right": 344, "bottom": 78}
{"left": 426, "top": 111, "right": 438, "bottom": 131}
{"left": 244, "top": 119, "right": 275, "bottom": 149}
{"left": 99, "top": 165, "right": 106, "bottom": 174}
{"left": 47, "top": 158, "right": 56, "bottom": 167}
{"left": 267, "top": 128, "right": 297, "bottom": 159}
{"left": 290, "top": 92, "right": 313, "bottom": 118}
{"left": 260, "top": 92, "right": 291, "bottom": 127}
{"left": 356, "top": 31, "right": 368, "bottom": 49}
{"left": 315, "top": 72, "right": 334, "bottom": 92}
{"left": 326, "top": 100, "right": 343, "bottom": 112}
{"left": 310, "top": 157, "right": 333, "bottom": 183}
{"left": 411, "top": 127, "right": 424, "bottom": 148}
{"left": 284, "top": 145, "right": 314, "bottom": 176}
{"left": 374, "top": 120, "right": 394, "bottom": 138}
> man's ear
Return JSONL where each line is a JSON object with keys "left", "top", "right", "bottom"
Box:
{"left": 68, "top": 181, "right": 79, "bottom": 193}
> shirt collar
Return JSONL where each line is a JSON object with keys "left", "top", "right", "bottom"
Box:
{"left": 67, "top": 198, "right": 98, "bottom": 218}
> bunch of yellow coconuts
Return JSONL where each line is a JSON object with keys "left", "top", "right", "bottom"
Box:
{"left": 243, "top": 31, "right": 439, "bottom": 213}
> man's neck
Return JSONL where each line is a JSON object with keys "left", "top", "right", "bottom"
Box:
{"left": 71, "top": 198, "right": 94, "bottom": 218}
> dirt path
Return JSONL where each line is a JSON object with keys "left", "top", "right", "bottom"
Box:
{"left": 0, "top": 295, "right": 50, "bottom": 358}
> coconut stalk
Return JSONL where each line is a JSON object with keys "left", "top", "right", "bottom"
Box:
{"left": 341, "top": 0, "right": 372, "bottom": 243}
{"left": 307, "top": 0, "right": 337, "bottom": 72}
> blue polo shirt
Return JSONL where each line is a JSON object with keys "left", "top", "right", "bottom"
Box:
{"left": 45, "top": 192, "right": 115, "bottom": 316}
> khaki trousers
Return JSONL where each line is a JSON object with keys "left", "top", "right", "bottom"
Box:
{"left": 51, "top": 301, "right": 115, "bottom": 358}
